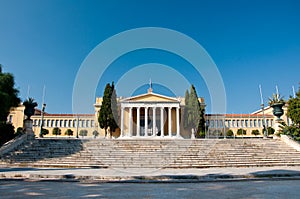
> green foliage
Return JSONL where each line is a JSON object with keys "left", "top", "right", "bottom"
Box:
{"left": 79, "top": 129, "right": 88, "bottom": 138}
{"left": 52, "top": 127, "right": 61, "bottom": 136}
{"left": 65, "top": 129, "right": 73, "bottom": 137}
{"left": 98, "top": 82, "right": 118, "bottom": 138}
{"left": 184, "top": 85, "right": 205, "bottom": 136}
{"left": 237, "top": 128, "right": 247, "bottom": 135}
{"left": 183, "top": 90, "right": 189, "bottom": 129}
{"left": 267, "top": 127, "right": 275, "bottom": 135}
{"left": 287, "top": 88, "right": 300, "bottom": 126}
{"left": 41, "top": 128, "right": 49, "bottom": 136}
{"left": 199, "top": 131, "right": 205, "bottom": 138}
{"left": 226, "top": 129, "right": 234, "bottom": 137}
{"left": 0, "top": 64, "right": 20, "bottom": 122}
{"left": 23, "top": 98, "right": 38, "bottom": 119}
{"left": 279, "top": 122, "right": 300, "bottom": 141}
{"left": 0, "top": 122, "right": 15, "bottom": 145}
{"left": 268, "top": 93, "right": 285, "bottom": 106}
{"left": 92, "top": 130, "right": 99, "bottom": 138}
{"left": 251, "top": 129, "right": 260, "bottom": 136}
{"left": 15, "top": 127, "right": 24, "bottom": 137}
{"left": 110, "top": 82, "right": 119, "bottom": 133}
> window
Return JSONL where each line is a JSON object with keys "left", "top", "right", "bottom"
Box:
{"left": 8, "top": 115, "right": 13, "bottom": 123}
{"left": 219, "top": 120, "right": 223, "bottom": 128}
{"left": 210, "top": 120, "right": 214, "bottom": 128}
{"left": 236, "top": 120, "right": 239, "bottom": 127}
{"left": 91, "top": 120, "right": 95, "bottom": 127}
{"left": 245, "top": 120, "right": 248, "bottom": 127}
{"left": 254, "top": 120, "right": 257, "bottom": 127}
{"left": 73, "top": 120, "right": 77, "bottom": 128}
{"left": 258, "top": 119, "right": 261, "bottom": 127}
{"left": 232, "top": 120, "right": 235, "bottom": 127}
{"left": 86, "top": 120, "right": 90, "bottom": 128}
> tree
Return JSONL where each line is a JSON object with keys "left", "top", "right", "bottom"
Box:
{"left": 65, "top": 129, "right": 73, "bottom": 137}
{"left": 79, "top": 129, "right": 88, "bottom": 138}
{"left": 92, "top": 130, "right": 99, "bottom": 138}
{"left": 0, "top": 64, "right": 20, "bottom": 122}
{"left": 237, "top": 128, "right": 247, "bottom": 135}
{"left": 267, "top": 127, "right": 275, "bottom": 135}
{"left": 98, "top": 82, "right": 119, "bottom": 138}
{"left": 23, "top": 98, "right": 38, "bottom": 119}
{"left": 41, "top": 128, "right": 49, "bottom": 136}
{"left": 109, "top": 82, "right": 119, "bottom": 136}
{"left": 0, "top": 123, "right": 15, "bottom": 145}
{"left": 251, "top": 129, "right": 260, "bottom": 136}
{"left": 184, "top": 85, "right": 205, "bottom": 137}
{"left": 15, "top": 127, "right": 24, "bottom": 137}
{"left": 52, "top": 127, "right": 61, "bottom": 137}
{"left": 183, "top": 90, "right": 189, "bottom": 129}
{"left": 0, "top": 65, "right": 20, "bottom": 145}
{"left": 287, "top": 88, "right": 300, "bottom": 126}
{"left": 226, "top": 129, "right": 234, "bottom": 137}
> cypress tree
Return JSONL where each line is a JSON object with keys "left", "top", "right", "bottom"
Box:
{"left": 98, "top": 83, "right": 111, "bottom": 137}
{"left": 109, "top": 82, "right": 118, "bottom": 137}
{"left": 184, "top": 85, "right": 205, "bottom": 137}
{"left": 98, "top": 82, "right": 119, "bottom": 138}
{"left": 183, "top": 89, "right": 190, "bottom": 129}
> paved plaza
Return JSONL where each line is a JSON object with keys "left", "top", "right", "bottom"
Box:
{"left": 1, "top": 179, "right": 300, "bottom": 199}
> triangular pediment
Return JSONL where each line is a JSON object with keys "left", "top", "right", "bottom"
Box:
{"left": 121, "top": 92, "right": 180, "bottom": 103}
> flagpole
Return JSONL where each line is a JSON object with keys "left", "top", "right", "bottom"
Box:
{"left": 259, "top": 85, "right": 267, "bottom": 138}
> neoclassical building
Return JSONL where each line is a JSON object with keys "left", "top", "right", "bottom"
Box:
{"left": 8, "top": 87, "right": 291, "bottom": 138}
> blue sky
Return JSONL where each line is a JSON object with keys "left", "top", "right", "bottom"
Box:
{"left": 0, "top": 0, "right": 299, "bottom": 114}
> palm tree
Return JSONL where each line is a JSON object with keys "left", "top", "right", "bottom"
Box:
{"left": 23, "top": 98, "right": 38, "bottom": 119}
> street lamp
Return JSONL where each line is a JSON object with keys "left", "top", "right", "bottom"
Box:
{"left": 39, "top": 103, "right": 46, "bottom": 138}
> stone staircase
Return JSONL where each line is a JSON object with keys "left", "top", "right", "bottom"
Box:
{"left": 1, "top": 138, "right": 300, "bottom": 168}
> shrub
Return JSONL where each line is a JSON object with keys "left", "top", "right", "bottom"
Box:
{"left": 237, "top": 128, "right": 246, "bottom": 135}
{"left": 226, "top": 129, "right": 234, "bottom": 137}
{"left": 251, "top": 129, "right": 260, "bottom": 136}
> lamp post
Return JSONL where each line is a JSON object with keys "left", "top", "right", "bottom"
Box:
{"left": 39, "top": 103, "right": 46, "bottom": 138}
{"left": 76, "top": 115, "right": 79, "bottom": 138}
{"left": 261, "top": 103, "right": 268, "bottom": 138}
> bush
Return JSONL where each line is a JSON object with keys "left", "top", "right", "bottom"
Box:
{"left": 52, "top": 127, "right": 61, "bottom": 136}
{"left": 65, "top": 129, "right": 73, "bottom": 137}
{"left": 226, "top": 129, "right": 234, "bottom": 137}
{"left": 79, "top": 129, "right": 88, "bottom": 138}
{"left": 92, "top": 130, "right": 99, "bottom": 138}
{"left": 237, "top": 128, "right": 246, "bottom": 135}
{"left": 267, "top": 127, "right": 275, "bottom": 135}
{"left": 251, "top": 129, "right": 260, "bottom": 136}
{"left": 0, "top": 122, "right": 15, "bottom": 145}
{"left": 41, "top": 128, "right": 49, "bottom": 136}
{"left": 15, "top": 127, "right": 24, "bottom": 137}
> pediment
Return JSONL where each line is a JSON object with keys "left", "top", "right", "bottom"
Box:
{"left": 121, "top": 92, "right": 180, "bottom": 103}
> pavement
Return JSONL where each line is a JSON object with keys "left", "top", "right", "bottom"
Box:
{"left": 1, "top": 166, "right": 300, "bottom": 183}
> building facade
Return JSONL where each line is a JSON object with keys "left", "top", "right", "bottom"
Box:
{"left": 8, "top": 90, "right": 291, "bottom": 138}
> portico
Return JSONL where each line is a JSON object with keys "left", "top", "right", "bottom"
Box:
{"left": 120, "top": 92, "right": 181, "bottom": 138}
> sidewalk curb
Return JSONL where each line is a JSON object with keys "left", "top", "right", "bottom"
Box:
{"left": 2, "top": 172, "right": 300, "bottom": 183}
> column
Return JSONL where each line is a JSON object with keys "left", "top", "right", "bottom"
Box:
{"left": 145, "top": 107, "right": 148, "bottom": 137}
{"left": 176, "top": 107, "right": 180, "bottom": 137}
{"left": 168, "top": 107, "right": 172, "bottom": 137}
{"left": 129, "top": 107, "right": 132, "bottom": 137}
{"left": 137, "top": 107, "right": 140, "bottom": 137}
{"left": 152, "top": 107, "right": 156, "bottom": 136}
{"left": 160, "top": 107, "right": 164, "bottom": 137}
{"left": 121, "top": 107, "right": 124, "bottom": 137}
